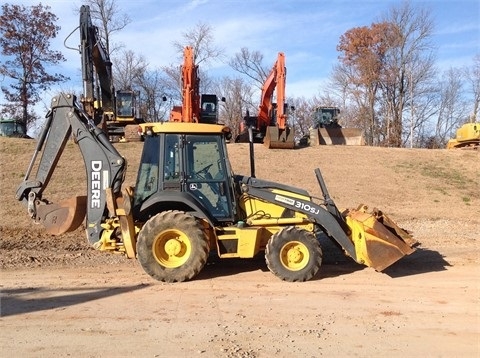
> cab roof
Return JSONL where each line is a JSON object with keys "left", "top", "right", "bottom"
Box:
{"left": 139, "top": 122, "right": 231, "bottom": 135}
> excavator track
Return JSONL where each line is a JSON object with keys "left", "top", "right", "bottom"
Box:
{"left": 123, "top": 124, "right": 142, "bottom": 142}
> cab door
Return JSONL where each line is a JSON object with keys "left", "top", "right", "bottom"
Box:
{"left": 184, "top": 134, "right": 234, "bottom": 222}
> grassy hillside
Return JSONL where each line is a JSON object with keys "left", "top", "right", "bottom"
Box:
{"left": 1, "top": 137, "right": 478, "bottom": 230}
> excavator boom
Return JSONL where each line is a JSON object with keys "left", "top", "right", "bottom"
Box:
{"left": 170, "top": 46, "right": 200, "bottom": 122}
{"left": 169, "top": 46, "right": 220, "bottom": 124}
{"left": 79, "top": 5, "right": 114, "bottom": 121}
{"left": 79, "top": 5, "right": 140, "bottom": 141}
{"left": 236, "top": 52, "right": 295, "bottom": 149}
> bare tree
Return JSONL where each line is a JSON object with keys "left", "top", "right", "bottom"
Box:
{"left": 463, "top": 54, "right": 480, "bottom": 122}
{"left": 229, "top": 48, "right": 270, "bottom": 88}
{"left": 287, "top": 96, "right": 315, "bottom": 141}
{"left": 112, "top": 49, "right": 148, "bottom": 90}
{"left": 82, "top": 0, "right": 131, "bottom": 55}
{"left": 136, "top": 68, "right": 171, "bottom": 122}
{"left": 164, "top": 22, "right": 224, "bottom": 107}
{"left": 172, "top": 22, "right": 223, "bottom": 67}
{"left": 213, "top": 76, "right": 254, "bottom": 139}
{"left": 0, "top": 3, "right": 68, "bottom": 133}
{"left": 380, "top": 0, "right": 436, "bottom": 147}
{"left": 433, "top": 67, "right": 468, "bottom": 148}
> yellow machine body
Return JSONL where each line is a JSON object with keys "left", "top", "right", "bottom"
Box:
{"left": 447, "top": 122, "right": 480, "bottom": 149}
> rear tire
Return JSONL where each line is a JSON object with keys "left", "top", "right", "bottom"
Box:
{"left": 265, "top": 226, "right": 322, "bottom": 282}
{"left": 136, "top": 210, "right": 209, "bottom": 282}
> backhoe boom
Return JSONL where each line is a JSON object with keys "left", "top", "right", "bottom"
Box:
{"left": 16, "top": 93, "right": 126, "bottom": 244}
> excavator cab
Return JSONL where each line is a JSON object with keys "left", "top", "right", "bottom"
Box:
{"left": 116, "top": 90, "right": 136, "bottom": 118}
{"left": 199, "top": 94, "right": 221, "bottom": 124}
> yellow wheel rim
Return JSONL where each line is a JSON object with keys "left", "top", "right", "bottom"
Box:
{"left": 279, "top": 241, "right": 310, "bottom": 271}
{"left": 152, "top": 229, "right": 192, "bottom": 268}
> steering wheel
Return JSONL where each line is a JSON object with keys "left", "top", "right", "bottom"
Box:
{"left": 194, "top": 163, "right": 213, "bottom": 177}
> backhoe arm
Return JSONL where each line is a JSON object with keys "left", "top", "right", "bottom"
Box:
{"left": 16, "top": 93, "right": 126, "bottom": 244}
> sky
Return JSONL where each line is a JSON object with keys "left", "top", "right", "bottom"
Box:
{"left": 1, "top": 0, "right": 479, "bottom": 111}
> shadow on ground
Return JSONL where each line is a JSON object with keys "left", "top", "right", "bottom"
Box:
{"left": 383, "top": 246, "right": 451, "bottom": 278}
{"left": 195, "top": 238, "right": 450, "bottom": 282}
{"left": 0, "top": 284, "right": 150, "bottom": 317}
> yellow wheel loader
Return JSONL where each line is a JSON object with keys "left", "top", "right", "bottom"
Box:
{"left": 16, "top": 93, "right": 417, "bottom": 282}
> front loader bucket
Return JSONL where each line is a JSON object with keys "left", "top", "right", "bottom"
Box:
{"left": 264, "top": 126, "right": 295, "bottom": 149}
{"left": 36, "top": 196, "right": 87, "bottom": 235}
{"left": 312, "top": 128, "right": 365, "bottom": 146}
{"left": 344, "top": 205, "right": 417, "bottom": 271}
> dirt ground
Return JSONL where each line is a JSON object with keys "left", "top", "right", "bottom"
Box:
{"left": 0, "top": 138, "right": 479, "bottom": 357}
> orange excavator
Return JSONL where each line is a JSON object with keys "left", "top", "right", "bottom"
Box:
{"left": 170, "top": 46, "right": 221, "bottom": 124}
{"left": 235, "top": 52, "right": 295, "bottom": 149}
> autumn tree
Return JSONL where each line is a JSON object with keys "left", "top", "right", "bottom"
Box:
{"left": 0, "top": 3, "right": 68, "bottom": 133}
{"left": 336, "top": 22, "right": 398, "bottom": 145}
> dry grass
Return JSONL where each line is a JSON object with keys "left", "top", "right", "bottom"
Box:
{"left": 1, "top": 137, "right": 479, "bottom": 230}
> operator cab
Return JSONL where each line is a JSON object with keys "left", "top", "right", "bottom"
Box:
{"left": 200, "top": 94, "right": 225, "bottom": 124}
{"left": 116, "top": 90, "right": 135, "bottom": 118}
{"left": 133, "top": 124, "right": 236, "bottom": 224}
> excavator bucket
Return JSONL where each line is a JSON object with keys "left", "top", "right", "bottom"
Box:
{"left": 36, "top": 196, "right": 87, "bottom": 235}
{"left": 264, "top": 126, "right": 295, "bottom": 149}
{"left": 310, "top": 128, "right": 365, "bottom": 146}
{"left": 343, "top": 205, "right": 417, "bottom": 271}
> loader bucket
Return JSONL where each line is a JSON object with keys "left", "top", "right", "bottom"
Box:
{"left": 36, "top": 196, "right": 87, "bottom": 235}
{"left": 313, "top": 128, "right": 365, "bottom": 146}
{"left": 344, "top": 205, "right": 417, "bottom": 271}
{"left": 264, "top": 126, "right": 295, "bottom": 149}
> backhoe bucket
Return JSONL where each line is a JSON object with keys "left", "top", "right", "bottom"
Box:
{"left": 311, "top": 128, "right": 365, "bottom": 146}
{"left": 264, "top": 126, "right": 295, "bottom": 149}
{"left": 344, "top": 205, "right": 417, "bottom": 271}
{"left": 36, "top": 196, "right": 87, "bottom": 235}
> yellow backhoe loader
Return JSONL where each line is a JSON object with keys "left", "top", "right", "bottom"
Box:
{"left": 16, "top": 93, "right": 417, "bottom": 282}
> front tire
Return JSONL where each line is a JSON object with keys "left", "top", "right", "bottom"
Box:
{"left": 265, "top": 227, "right": 322, "bottom": 282}
{"left": 136, "top": 210, "right": 209, "bottom": 282}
